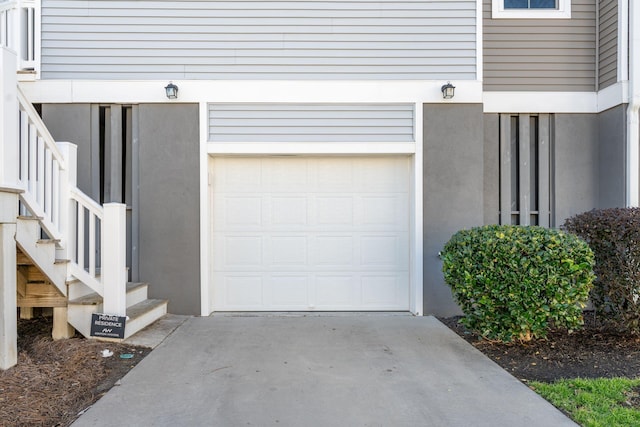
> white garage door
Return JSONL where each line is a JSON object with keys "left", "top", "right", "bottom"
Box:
{"left": 209, "top": 156, "right": 410, "bottom": 311}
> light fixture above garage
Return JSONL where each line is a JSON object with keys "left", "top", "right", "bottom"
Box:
{"left": 165, "top": 82, "right": 179, "bottom": 99}
{"left": 441, "top": 82, "right": 455, "bottom": 99}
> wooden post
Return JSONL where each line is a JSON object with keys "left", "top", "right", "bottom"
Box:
{"left": 0, "top": 48, "right": 19, "bottom": 187}
{"left": 19, "top": 307, "right": 33, "bottom": 320}
{"left": 0, "top": 48, "right": 20, "bottom": 369}
{"left": 0, "top": 220, "right": 17, "bottom": 369}
{"left": 102, "top": 203, "right": 127, "bottom": 316}
{"left": 52, "top": 307, "right": 75, "bottom": 340}
{"left": 57, "top": 142, "right": 77, "bottom": 260}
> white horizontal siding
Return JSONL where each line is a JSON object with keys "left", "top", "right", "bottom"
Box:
{"left": 41, "top": 0, "right": 477, "bottom": 80}
{"left": 208, "top": 104, "right": 415, "bottom": 142}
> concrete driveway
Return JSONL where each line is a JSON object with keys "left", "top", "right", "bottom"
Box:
{"left": 73, "top": 315, "right": 575, "bottom": 427}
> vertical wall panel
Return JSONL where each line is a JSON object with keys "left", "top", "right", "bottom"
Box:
{"left": 518, "top": 115, "right": 530, "bottom": 225}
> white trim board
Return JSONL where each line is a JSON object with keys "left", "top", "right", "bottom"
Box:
{"left": 483, "top": 92, "right": 596, "bottom": 113}
{"left": 19, "top": 80, "right": 484, "bottom": 105}
{"left": 484, "top": 86, "right": 629, "bottom": 114}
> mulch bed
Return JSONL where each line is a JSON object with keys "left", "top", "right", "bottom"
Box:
{"left": 440, "top": 312, "right": 640, "bottom": 383}
{"left": 0, "top": 316, "right": 150, "bottom": 427}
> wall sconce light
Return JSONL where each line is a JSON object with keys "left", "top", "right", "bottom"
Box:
{"left": 165, "top": 82, "right": 179, "bottom": 99}
{"left": 441, "top": 81, "right": 455, "bottom": 99}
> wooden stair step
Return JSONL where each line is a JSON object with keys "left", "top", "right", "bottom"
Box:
{"left": 68, "top": 292, "right": 102, "bottom": 306}
{"left": 37, "top": 238, "right": 60, "bottom": 244}
{"left": 68, "top": 282, "right": 151, "bottom": 306}
{"left": 127, "top": 299, "right": 168, "bottom": 320}
{"left": 17, "top": 215, "right": 44, "bottom": 221}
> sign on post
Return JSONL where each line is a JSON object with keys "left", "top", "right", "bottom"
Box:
{"left": 90, "top": 313, "right": 126, "bottom": 339}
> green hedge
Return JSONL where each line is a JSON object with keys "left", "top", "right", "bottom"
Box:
{"left": 441, "top": 225, "right": 594, "bottom": 342}
{"left": 563, "top": 208, "right": 640, "bottom": 334}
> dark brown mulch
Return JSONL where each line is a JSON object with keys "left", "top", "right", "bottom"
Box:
{"left": 440, "top": 312, "right": 640, "bottom": 383}
{"left": 0, "top": 316, "right": 150, "bottom": 427}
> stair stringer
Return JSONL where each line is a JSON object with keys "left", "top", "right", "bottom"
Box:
{"left": 15, "top": 218, "right": 67, "bottom": 297}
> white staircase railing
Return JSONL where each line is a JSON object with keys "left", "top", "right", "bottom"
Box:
{"left": 0, "top": 0, "right": 37, "bottom": 72}
{"left": 16, "top": 87, "right": 127, "bottom": 316}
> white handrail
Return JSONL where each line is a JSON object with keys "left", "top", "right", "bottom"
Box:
{"left": 0, "top": 0, "right": 36, "bottom": 70}
{"left": 70, "top": 188, "right": 103, "bottom": 220}
{"left": 0, "top": 1, "right": 17, "bottom": 12}
{"left": 16, "top": 86, "right": 127, "bottom": 314}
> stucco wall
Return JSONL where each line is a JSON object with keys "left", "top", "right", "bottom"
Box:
{"left": 553, "top": 114, "right": 600, "bottom": 226}
{"left": 597, "top": 105, "right": 626, "bottom": 208}
{"left": 138, "top": 104, "right": 200, "bottom": 315}
{"left": 423, "top": 104, "right": 484, "bottom": 316}
{"left": 41, "top": 104, "right": 93, "bottom": 197}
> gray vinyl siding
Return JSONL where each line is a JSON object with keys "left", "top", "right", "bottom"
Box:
{"left": 484, "top": 0, "right": 597, "bottom": 92}
{"left": 598, "top": 0, "right": 618, "bottom": 89}
{"left": 208, "top": 104, "right": 414, "bottom": 142}
{"left": 41, "top": 0, "right": 477, "bottom": 80}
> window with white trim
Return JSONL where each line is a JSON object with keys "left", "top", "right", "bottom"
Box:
{"left": 492, "top": 0, "right": 571, "bottom": 19}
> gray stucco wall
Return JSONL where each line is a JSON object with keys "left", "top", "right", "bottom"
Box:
{"left": 41, "top": 104, "right": 93, "bottom": 196}
{"left": 553, "top": 114, "right": 600, "bottom": 226}
{"left": 138, "top": 104, "right": 200, "bottom": 315}
{"left": 598, "top": 105, "right": 626, "bottom": 208}
{"left": 423, "top": 104, "right": 484, "bottom": 316}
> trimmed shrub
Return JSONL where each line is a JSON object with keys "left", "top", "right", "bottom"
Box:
{"left": 441, "top": 225, "right": 594, "bottom": 342}
{"left": 563, "top": 208, "right": 640, "bottom": 334}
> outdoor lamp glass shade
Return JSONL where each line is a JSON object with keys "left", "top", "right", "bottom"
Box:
{"left": 165, "top": 82, "right": 179, "bottom": 99}
{"left": 441, "top": 82, "right": 455, "bottom": 99}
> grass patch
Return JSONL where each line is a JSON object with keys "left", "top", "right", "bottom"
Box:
{"left": 530, "top": 378, "right": 640, "bottom": 427}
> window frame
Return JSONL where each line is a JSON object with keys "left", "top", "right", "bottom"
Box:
{"left": 492, "top": 0, "right": 571, "bottom": 19}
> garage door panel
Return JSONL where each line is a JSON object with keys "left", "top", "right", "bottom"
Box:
{"left": 221, "top": 275, "right": 264, "bottom": 307}
{"left": 223, "top": 197, "right": 263, "bottom": 227}
{"left": 314, "top": 275, "right": 357, "bottom": 308}
{"left": 312, "top": 236, "right": 354, "bottom": 267}
{"left": 269, "top": 236, "right": 308, "bottom": 266}
{"left": 223, "top": 235, "right": 264, "bottom": 267}
{"left": 210, "top": 156, "right": 410, "bottom": 311}
{"left": 315, "top": 197, "right": 354, "bottom": 226}
{"left": 271, "top": 197, "right": 308, "bottom": 226}
{"left": 271, "top": 275, "right": 310, "bottom": 307}
{"left": 217, "top": 157, "right": 263, "bottom": 191}
{"left": 361, "top": 235, "right": 402, "bottom": 267}
{"left": 361, "top": 275, "right": 408, "bottom": 307}
{"left": 361, "top": 196, "right": 405, "bottom": 228}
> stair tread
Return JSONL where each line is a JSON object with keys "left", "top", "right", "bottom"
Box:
{"left": 68, "top": 282, "right": 151, "bottom": 305}
{"left": 37, "top": 239, "right": 60, "bottom": 244}
{"left": 17, "top": 215, "right": 44, "bottom": 221}
{"left": 0, "top": 186, "right": 24, "bottom": 194}
{"left": 126, "top": 299, "right": 168, "bottom": 320}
